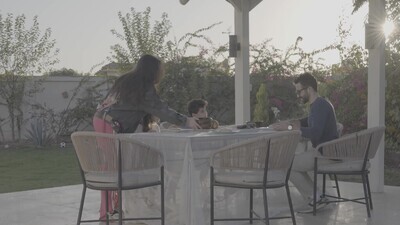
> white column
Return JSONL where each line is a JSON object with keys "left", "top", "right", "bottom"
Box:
{"left": 227, "top": 0, "right": 262, "bottom": 124}
{"left": 367, "top": 0, "right": 386, "bottom": 192}
{"left": 234, "top": 2, "right": 250, "bottom": 124}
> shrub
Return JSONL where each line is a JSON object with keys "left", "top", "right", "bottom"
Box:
{"left": 322, "top": 69, "right": 368, "bottom": 134}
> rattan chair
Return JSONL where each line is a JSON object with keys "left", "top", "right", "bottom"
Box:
{"left": 324, "top": 122, "right": 344, "bottom": 197}
{"left": 71, "top": 131, "right": 165, "bottom": 225}
{"left": 312, "top": 126, "right": 385, "bottom": 217}
{"left": 336, "top": 122, "right": 344, "bottom": 137}
{"left": 210, "top": 131, "right": 301, "bottom": 225}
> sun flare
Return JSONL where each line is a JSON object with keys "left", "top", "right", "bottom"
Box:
{"left": 383, "top": 20, "right": 395, "bottom": 38}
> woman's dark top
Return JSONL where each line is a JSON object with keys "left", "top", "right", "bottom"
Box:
{"left": 95, "top": 86, "right": 187, "bottom": 133}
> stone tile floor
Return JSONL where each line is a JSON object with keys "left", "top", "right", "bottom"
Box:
{"left": 0, "top": 181, "right": 399, "bottom": 225}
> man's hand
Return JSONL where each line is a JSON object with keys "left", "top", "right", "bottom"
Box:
{"left": 271, "top": 120, "right": 291, "bottom": 131}
{"left": 271, "top": 120, "right": 300, "bottom": 131}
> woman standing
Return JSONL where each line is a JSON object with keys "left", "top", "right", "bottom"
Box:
{"left": 93, "top": 54, "right": 200, "bottom": 220}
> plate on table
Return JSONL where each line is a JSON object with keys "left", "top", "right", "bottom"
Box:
{"left": 257, "top": 127, "right": 275, "bottom": 132}
{"left": 196, "top": 129, "right": 238, "bottom": 136}
{"left": 161, "top": 128, "right": 194, "bottom": 133}
{"left": 257, "top": 126, "right": 273, "bottom": 130}
{"left": 207, "top": 128, "right": 239, "bottom": 135}
{"left": 236, "top": 128, "right": 260, "bottom": 133}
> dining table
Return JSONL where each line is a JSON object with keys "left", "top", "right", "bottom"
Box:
{"left": 122, "top": 126, "right": 307, "bottom": 225}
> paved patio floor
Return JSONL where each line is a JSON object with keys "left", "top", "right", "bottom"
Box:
{"left": 0, "top": 181, "right": 399, "bottom": 225}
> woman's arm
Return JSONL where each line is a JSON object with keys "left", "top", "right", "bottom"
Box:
{"left": 141, "top": 86, "right": 200, "bottom": 129}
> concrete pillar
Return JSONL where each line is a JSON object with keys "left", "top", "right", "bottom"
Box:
{"left": 367, "top": 0, "right": 386, "bottom": 192}
{"left": 227, "top": 0, "right": 262, "bottom": 124}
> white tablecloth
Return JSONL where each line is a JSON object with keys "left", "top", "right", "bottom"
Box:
{"left": 122, "top": 128, "right": 305, "bottom": 225}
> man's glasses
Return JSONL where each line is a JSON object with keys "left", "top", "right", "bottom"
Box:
{"left": 296, "top": 87, "right": 308, "bottom": 95}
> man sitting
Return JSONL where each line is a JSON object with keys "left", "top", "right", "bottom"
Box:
{"left": 271, "top": 72, "right": 339, "bottom": 213}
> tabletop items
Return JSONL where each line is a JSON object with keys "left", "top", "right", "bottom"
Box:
{"left": 197, "top": 117, "right": 219, "bottom": 129}
{"left": 236, "top": 121, "right": 269, "bottom": 129}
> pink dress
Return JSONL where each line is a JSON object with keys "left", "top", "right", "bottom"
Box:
{"left": 92, "top": 116, "right": 118, "bottom": 220}
{"left": 92, "top": 87, "right": 186, "bottom": 220}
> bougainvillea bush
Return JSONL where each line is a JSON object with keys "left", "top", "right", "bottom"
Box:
{"left": 321, "top": 69, "right": 368, "bottom": 135}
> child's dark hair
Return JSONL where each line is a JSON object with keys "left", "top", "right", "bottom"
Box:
{"left": 141, "top": 114, "right": 157, "bottom": 132}
{"left": 187, "top": 99, "right": 208, "bottom": 116}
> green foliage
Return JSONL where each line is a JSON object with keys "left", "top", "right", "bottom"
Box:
{"left": 265, "top": 75, "right": 305, "bottom": 120}
{"left": 164, "top": 22, "right": 223, "bottom": 62}
{"left": 331, "top": 18, "right": 368, "bottom": 75}
{"left": 385, "top": 59, "right": 400, "bottom": 150}
{"left": 383, "top": 0, "right": 400, "bottom": 150}
{"left": 0, "top": 13, "right": 58, "bottom": 141}
{"left": 250, "top": 37, "right": 332, "bottom": 77}
{"left": 352, "top": 0, "right": 368, "bottom": 13}
{"left": 28, "top": 76, "right": 108, "bottom": 142}
{"left": 0, "top": 13, "right": 59, "bottom": 75}
{"left": 319, "top": 17, "right": 369, "bottom": 135}
{"left": 44, "top": 68, "right": 82, "bottom": 77}
{"left": 159, "top": 56, "right": 234, "bottom": 124}
{"left": 387, "top": 0, "right": 400, "bottom": 27}
{"left": 108, "top": 7, "right": 232, "bottom": 124}
{"left": 323, "top": 70, "right": 368, "bottom": 134}
{"left": 110, "top": 7, "right": 172, "bottom": 67}
{"left": 53, "top": 76, "right": 102, "bottom": 136}
{"left": 253, "top": 83, "right": 269, "bottom": 123}
{"left": 248, "top": 36, "right": 337, "bottom": 122}
{"left": 331, "top": 43, "right": 368, "bottom": 74}
{"left": 321, "top": 7, "right": 400, "bottom": 149}
{"left": 109, "top": 6, "right": 223, "bottom": 72}
{"left": 25, "top": 118, "right": 53, "bottom": 147}
{"left": 0, "top": 75, "right": 26, "bottom": 141}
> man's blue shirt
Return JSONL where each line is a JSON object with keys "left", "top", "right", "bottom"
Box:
{"left": 300, "top": 97, "right": 338, "bottom": 147}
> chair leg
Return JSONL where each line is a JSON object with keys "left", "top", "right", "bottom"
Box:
{"left": 361, "top": 173, "right": 371, "bottom": 217}
{"left": 313, "top": 158, "right": 318, "bottom": 216}
{"left": 285, "top": 184, "right": 297, "bottom": 225}
{"left": 249, "top": 188, "right": 253, "bottom": 224}
{"left": 366, "top": 173, "right": 373, "bottom": 210}
{"left": 105, "top": 190, "right": 110, "bottom": 225}
{"left": 77, "top": 185, "right": 86, "bottom": 225}
{"left": 322, "top": 174, "right": 326, "bottom": 197}
{"left": 161, "top": 167, "right": 165, "bottom": 225}
{"left": 333, "top": 174, "right": 341, "bottom": 198}
{"left": 118, "top": 189, "right": 122, "bottom": 225}
{"left": 210, "top": 168, "right": 214, "bottom": 225}
{"left": 262, "top": 188, "right": 269, "bottom": 225}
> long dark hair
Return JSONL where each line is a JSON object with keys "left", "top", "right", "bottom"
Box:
{"left": 109, "top": 54, "right": 163, "bottom": 104}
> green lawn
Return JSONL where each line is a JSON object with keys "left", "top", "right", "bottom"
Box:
{"left": 0, "top": 145, "right": 399, "bottom": 194}
{"left": 0, "top": 146, "right": 82, "bottom": 193}
{"left": 336, "top": 167, "right": 400, "bottom": 187}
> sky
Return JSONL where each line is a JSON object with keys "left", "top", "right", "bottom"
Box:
{"left": 0, "top": 0, "right": 368, "bottom": 74}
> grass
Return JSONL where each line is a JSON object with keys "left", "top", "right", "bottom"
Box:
{"left": 337, "top": 155, "right": 400, "bottom": 187}
{"left": 336, "top": 167, "right": 400, "bottom": 187}
{"left": 0, "top": 145, "right": 399, "bottom": 194}
{"left": 0, "top": 145, "right": 82, "bottom": 193}
{"left": 384, "top": 167, "right": 400, "bottom": 186}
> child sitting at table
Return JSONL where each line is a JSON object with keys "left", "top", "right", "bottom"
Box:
{"left": 187, "top": 99, "right": 219, "bottom": 129}
{"left": 135, "top": 114, "right": 160, "bottom": 133}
